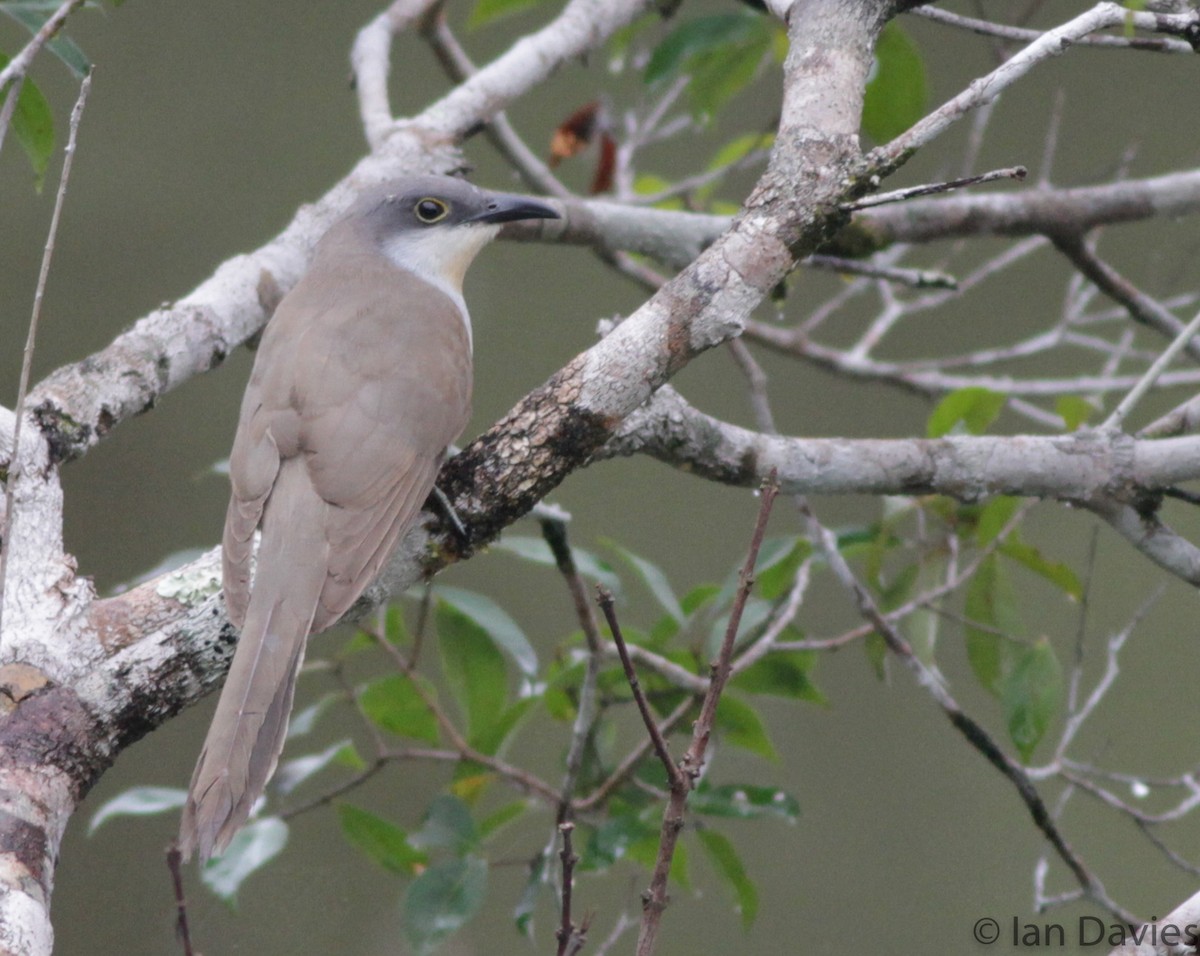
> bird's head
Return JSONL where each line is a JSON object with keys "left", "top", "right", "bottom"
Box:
{"left": 354, "top": 175, "right": 560, "bottom": 294}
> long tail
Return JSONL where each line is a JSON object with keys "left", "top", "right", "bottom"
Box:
{"left": 179, "top": 463, "right": 327, "bottom": 862}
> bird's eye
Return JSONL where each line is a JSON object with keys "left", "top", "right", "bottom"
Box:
{"left": 415, "top": 198, "right": 448, "bottom": 223}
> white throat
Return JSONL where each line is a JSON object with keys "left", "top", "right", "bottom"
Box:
{"left": 380, "top": 224, "right": 501, "bottom": 352}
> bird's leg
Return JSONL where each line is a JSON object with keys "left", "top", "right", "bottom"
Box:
{"left": 430, "top": 483, "right": 471, "bottom": 546}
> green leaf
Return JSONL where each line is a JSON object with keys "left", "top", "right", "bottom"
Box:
{"left": 275, "top": 739, "right": 357, "bottom": 795}
{"left": 337, "top": 804, "right": 425, "bottom": 875}
{"left": 1000, "top": 537, "right": 1083, "bottom": 600}
{"left": 649, "top": 610, "right": 682, "bottom": 647}
{"left": 975, "top": 496, "right": 1021, "bottom": 545}
{"left": 864, "top": 631, "right": 888, "bottom": 679}
{"left": 644, "top": 14, "right": 756, "bottom": 84}
{"left": 467, "top": 0, "right": 542, "bottom": 28}
{"left": 493, "top": 535, "right": 623, "bottom": 594}
{"left": 513, "top": 851, "right": 549, "bottom": 936}
{"left": 696, "top": 827, "right": 759, "bottom": 927}
{"left": 438, "top": 601, "right": 509, "bottom": 743}
{"left": 708, "top": 132, "right": 774, "bottom": 172}
{"left": 691, "top": 783, "right": 800, "bottom": 822}
{"left": 0, "top": 53, "right": 53, "bottom": 189}
{"left": 730, "top": 651, "right": 825, "bottom": 704}
{"left": 1003, "top": 638, "right": 1062, "bottom": 762}
{"left": 754, "top": 535, "right": 811, "bottom": 600}
{"left": 927, "top": 387, "right": 1006, "bottom": 438}
{"left": 605, "top": 541, "right": 684, "bottom": 623}
{"left": 708, "top": 596, "right": 773, "bottom": 658}
{"left": 583, "top": 813, "right": 657, "bottom": 870}
{"left": 628, "top": 829, "right": 691, "bottom": 889}
{"left": 898, "top": 557, "right": 944, "bottom": 666}
{"left": 286, "top": 692, "right": 338, "bottom": 739}
{"left": 964, "top": 555, "right": 1023, "bottom": 695}
{"left": 643, "top": 13, "right": 775, "bottom": 120}
{"left": 202, "top": 818, "right": 288, "bottom": 903}
{"left": 404, "top": 856, "right": 488, "bottom": 956}
{"left": 0, "top": 5, "right": 90, "bottom": 77}
{"left": 685, "top": 23, "right": 773, "bottom": 120}
{"left": 478, "top": 801, "right": 528, "bottom": 840}
{"left": 89, "top": 786, "right": 186, "bottom": 833}
{"left": 682, "top": 583, "right": 722, "bottom": 616}
{"left": 470, "top": 696, "right": 536, "bottom": 757}
{"left": 384, "top": 604, "right": 410, "bottom": 645}
{"left": 410, "top": 795, "right": 478, "bottom": 853}
{"left": 359, "top": 674, "right": 439, "bottom": 743}
{"left": 715, "top": 695, "right": 777, "bottom": 761}
{"left": 1056, "top": 395, "right": 1095, "bottom": 432}
{"left": 437, "top": 586, "right": 537, "bottom": 675}
{"left": 632, "top": 172, "right": 685, "bottom": 209}
{"left": 862, "top": 21, "right": 928, "bottom": 143}
{"left": 491, "top": 534, "right": 554, "bottom": 564}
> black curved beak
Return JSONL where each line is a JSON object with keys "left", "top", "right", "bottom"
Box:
{"left": 468, "top": 193, "right": 561, "bottom": 225}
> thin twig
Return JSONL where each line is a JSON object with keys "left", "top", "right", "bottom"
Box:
{"left": 797, "top": 496, "right": 1136, "bottom": 924}
{"left": 1105, "top": 306, "right": 1200, "bottom": 430}
{"left": 596, "top": 587, "right": 682, "bottom": 789}
{"left": 1052, "top": 234, "right": 1200, "bottom": 361}
{"left": 912, "top": 4, "right": 1195, "bottom": 54}
{"left": 541, "top": 516, "right": 604, "bottom": 816}
{"left": 0, "top": 76, "right": 24, "bottom": 160}
{"left": 806, "top": 254, "right": 958, "bottom": 289}
{"left": 280, "top": 759, "right": 388, "bottom": 819}
{"left": 0, "top": 71, "right": 91, "bottom": 637}
{"left": 0, "top": 0, "right": 87, "bottom": 94}
{"left": 573, "top": 697, "right": 695, "bottom": 814}
{"left": 367, "top": 627, "right": 563, "bottom": 804}
{"left": 421, "top": 10, "right": 571, "bottom": 199}
{"left": 556, "top": 822, "right": 591, "bottom": 956}
{"left": 166, "top": 845, "right": 195, "bottom": 956}
{"left": 636, "top": 475, "right": 779, "bottom": 956}
{"left": 725, "top": 339, "right": 777, "bottom": 435}
{"left": 842, "top": 166, "right": 1027, "bottom": 211}
{"left": 594, "top": 912, "right": 636, "bottom": 956}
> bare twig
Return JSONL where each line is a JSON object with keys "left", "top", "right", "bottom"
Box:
{"left": 0, "top": 71, "right": 91, "bottom": 636}
{"left": 280, "top": 759, "right": 388, "bottom": 819}
{"left": 541, "top": 516, "right": 604, "bottom": 818}
{"left": 843, "top": 165, "right": 1027, "bottom": 211}
{"left": 421, "top": 10, "right": 571, "bottom": 199}
{"left": 349, "top": 0, "right": 445, "bottom": 149}
{"left": 573, "top": 697, "right": 695, "bottom": 814}
{"left": 635, "top": 476, "right": 779, "bottom": 956}
{"left": 0, "top": 0, "right": 87, "bottom": 94}
{"left": 1105, "top": 306, "right": 1200, "bottom": 430}
{"left": 1052, "top": 234, "right": 1200, "bottom": 361}
{"left": 0, "top": 77, "right": 24, "bottom": 160}
{"left": 806, "top": 254, "right": 958, "bottom": 289}
{"left": 797, "top": 497, "right": 1136, "bottom": 924}
{"left": 165, "top": 845, "right": 195, "bottom": 956}
{"left": 912, "top": 4, "right": 1196, "bottom": 54}
{"left": 367, "top": 627, "right": 563, "bottom": 804}
{"left": 594, "top": 912, "right": 636, "bottom": 956}
{"left": 596, "top": 587, "right": 681, "bottom": 789}
{"left": 556, "top": 822, "right": 591, "bottom": 956}
{"left": 874, "top": 5, "right": 1198, "bottom": 172}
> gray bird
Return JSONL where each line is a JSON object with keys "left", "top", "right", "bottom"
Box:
{"left": 180, "top": 175, "right": 559, "bottom": 861}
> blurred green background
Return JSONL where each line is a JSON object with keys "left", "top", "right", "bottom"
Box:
{"left": 3, "top": 2, "right": 1200, "bottom": 954}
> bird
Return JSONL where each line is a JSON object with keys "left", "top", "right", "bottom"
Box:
{"left": 179, "top": 175, "right": 560, "bottom": 862}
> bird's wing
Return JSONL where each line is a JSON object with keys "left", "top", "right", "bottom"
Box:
{"left": 290, "top": 259, "right": 473, "bottom": 627}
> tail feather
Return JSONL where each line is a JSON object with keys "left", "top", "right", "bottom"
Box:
{"left": 180, "top": 462, "right": 326, "bottom": 862}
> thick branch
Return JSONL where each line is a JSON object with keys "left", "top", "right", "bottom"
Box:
{"left": 604, "top": 385, "right": 1200, "bottom": 500}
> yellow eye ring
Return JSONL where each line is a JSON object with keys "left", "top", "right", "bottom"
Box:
{"left": 414, "top": 198, "right": 449, "bottom": 223}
